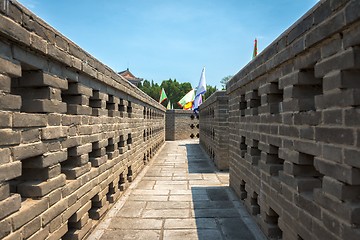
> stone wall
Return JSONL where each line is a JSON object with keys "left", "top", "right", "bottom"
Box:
{"left": 0, "top": 1, "right": 165, "bottom": 239}
{"left": 165, "top": 109, "right": 199, "bottom": 141}
{"left": 201, "top": 0, "right": 360, "bottom": 239}
{"left": 199, "top": 91, "right": 229, "bottom": 170}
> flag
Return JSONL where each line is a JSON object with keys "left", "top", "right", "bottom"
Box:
{"left": 253, "top": 38, "right": 258, "bottom": 58}
{"left": 167, "top": 100, "right": 171, "bottom": 109}
{"left": 193, "top": 94, "right": 202, "bottom": 111}
{"left": 159, "top": 88, "right": 167, "bottom": 103}
{"left": 183, "top": 101, "right": 193, "bottom": 110}
{"left": 193, "top": 67, "right": 206, "bottom": 111}
{"left": 178, "top": 89, "right": 195, "bottom": 108}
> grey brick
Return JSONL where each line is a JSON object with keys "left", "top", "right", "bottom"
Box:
{"left": 0, "top": 112, "right": 11, "bottom": 128}
{"left": 41, "top": 199, "right": 68, "bottom": 226}
{"left": 344, "top": 148, "right": 360, "bottom": 168}
{"left": 68, "top": 143, "right": 92, "bottom": 156}
{"left": 12, "top": 141, "right": 46, "bottom": 160}
{"left": 14, "top": 87, "right": 62, "bottom": 101}
{"left": 306, "top": 10, "right": 345, "bottom": 48}
{"left": 47, "top": 44, "right": 72, "bottom": 67}
{"left": 0, "top": 93, "right": 22, "bottom": 111}
{"left": 279, "top": 70, "right": 321, "bottom": 89}
{"left": 22, "top": 150, "right": 68, "bottom": 168}
{"left": 314, "top": 157, "right": 360, "bottom": 185}
{"left": 22, "top": 99, "right": 67, "bottom": 113}
{"left": 0, "top": 218, "right": 11, "bottom": 239}
{"left": 315, "top": 89, "right": 360, "bottom": 109}
{"left": 41, "top": 126, "right": 67, "bottom": 140}
{"left": 345, "top": 0, "right": 360, "bottom": 24}
{"left": 13, "top": 112, "right": 47, "bottom": 127}
{"left": 315, "top": 127, "right": 354, "bottom": 145}
{"left": 294, "top": 140, "right": 321, "bottom": 156}
{"left": 344, "top": 108, "right": 360, "bottom": 126}
{"left": 323, "top": 70, "right": 360, "bottom": 91}
{"left": 314, "top": 189, "right": 360, "bottom": 225}
{"left": 0, "top": 183, "right": 10, "bottom": 201}
{"left": 64, "top": 83, "right": 93, "bottom": 96}
{"left": 0, "top": 161, "right": 21, "bottom": 181}
{"left": 0, "top": 56, "right": 22, "bottom": 77}
{"left": 294, "top": 111, "right": 321, "bottom": 126}
{"left": 21, "top": 164, "right": 61, "bottom": 181}
{"left": 21, "top": 128, "right": 40, "bottom": 143}
{"left": 320, "top": 33, "right": 342, "bottom": 58}
{"left": 315, "top": 47, "right": 360, "bottom": 78}
{"left": 322, "top": 176, "right": 360, "bottom": 201}
{"left": 0, "top": 74, "right": 11, "bottom": 92}
{"left": 0, "top": 193, "right": 21, "bottom": 219}
{"left": 22, "top": 217, "right": 41, "bottom": 239}
{"left": 19, "top": 71, "right": 68, "bottom": 90}
{"left": 12, "top": 45, "right": 48, "bottom": 70}
{"left": 0, "top": 148, "right": 11, "bottom": 164}
{"left": 323, "top": 109, "right": 343, "bottom": 125}
{"left": 18, "top": 174, "right": 66, "bottom": 198}
{"left": 0, "top": 129, "right": 20, "bottom": 146}
{"left": 322, "top": 144, "right": 343, "bottom": 163}
{"left": 343, "top": 17, "right": 360, "bottom": 48}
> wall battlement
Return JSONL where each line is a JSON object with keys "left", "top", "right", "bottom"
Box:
{"left": 200, "top": 0, "right": 360, "bottom": 239}
{"left": 0, "top": 1, "right": 165, "bottom": 239}
{"left": 165, "top": 109, "right": 199, "bottom": 141}
{"left": 199, "top": 91, "right": 229, "bottom": 170}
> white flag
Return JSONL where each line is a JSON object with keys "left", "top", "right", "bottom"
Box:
{"left": 193, "top": 67, "right": 206, "bottom": 111}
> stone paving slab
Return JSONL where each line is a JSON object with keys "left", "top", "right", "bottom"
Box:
{"left": 87, "top": 140, "right": 267, "bottom": 240}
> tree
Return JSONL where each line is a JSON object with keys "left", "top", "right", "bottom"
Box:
{"left": 220, "top": 75, "right": 233, "bottom": 90}
{"left": 139, "top": 79, "right": 217, "bottom": 109}
{"left": 204, "top": 85, "right": 217, "bottom": 99}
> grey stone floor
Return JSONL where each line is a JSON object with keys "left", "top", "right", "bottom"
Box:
{"left": 87, "top": 140, "right": 266, "bottom": 240}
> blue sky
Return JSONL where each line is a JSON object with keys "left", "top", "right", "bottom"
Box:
{"left": 18, "top": 0, "right": 319, "bottom": 89}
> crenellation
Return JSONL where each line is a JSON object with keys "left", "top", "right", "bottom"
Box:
{"left": 200, "top": 0, "right": 360, "bottom": 239}
{"left": 0, "top": 1, "right": 166, "bottom": 239}
{"left": 1, "top": 0, "right": 359, "bottom": 239}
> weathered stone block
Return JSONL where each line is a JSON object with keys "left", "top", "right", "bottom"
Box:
{"left": 0, "top": 129, "right": 20, "bottom": 146}
{"left": 0, "top": 57, "right": 22, "bottom": 77}
{"left": 18, "top": 71, "right": 68, "bottom": 90}
{"left": 0, "top": 193, "right": 21, "bottom": 219}
{"left": 22, "top": 151, "right": 67, "bottom": 168}
{"left": 21, "top": 99, "right": 67, "bottom": 113}
{"left": 0, "top": 93, "right": 22, "bottom": 111}
{"left": 0, "top": 161, "right": 21, "bottom": 182}
{"left": 12, "top": 141, "right": 46, "bottom": 160}
{"left": 41, "top": 199, "right": 68, "bottom": 226}
{"left": 17, "top": 174, "right": 66, "bottom": 197}
{"left": 41, "top": 126, "right": 67, "bottom": 140}
{"left": 0, "top": 74, "right": 11, "bottom": 92}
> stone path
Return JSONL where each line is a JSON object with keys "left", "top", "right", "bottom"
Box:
{"left": 87, "top": 140, "right": 266, "bottom": 240}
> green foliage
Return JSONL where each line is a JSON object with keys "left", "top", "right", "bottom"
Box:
{"left": 139, "top": 79, "right": 217, "bottom": 109}
{"left": 139, "top": 79, "right": 161, "bottom": 103}
{"left": 204, "top": 85, "right": 217, "bottom": 99}
{"left": 220, "top": 75, "right": 233, "bottom": 90}
{"left": 161, "top": 79, "right": 192, "bottom": 109}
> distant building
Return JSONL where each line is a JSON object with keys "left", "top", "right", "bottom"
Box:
{"left": 118, "top": 68, "right": 143, "bottom": 87}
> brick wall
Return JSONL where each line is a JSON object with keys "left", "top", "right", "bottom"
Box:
{"left": 199, "top": 91, "right": 229, "bottom": 170}
{"left": 200, "top": 0, "right": 360, "bottom": 239}
{"left": 0, "top": 1, "right": 165, "bottom": 239}
{"left": 165, "top": 109, "right": 199, "bottom": 141}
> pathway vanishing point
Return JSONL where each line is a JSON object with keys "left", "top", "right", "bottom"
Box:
{"left": 87, "top": 140, "right": 266, "bottom": 240}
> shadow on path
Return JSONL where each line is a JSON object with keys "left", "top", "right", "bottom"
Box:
{"left": 181, "top": 143, "right": 216, "bottom": 174}
{"left": 183, "top": 142, "right": 260, "bottom": 240}
{"left": 191, "top": 186, "right": 258, "bottom": 240}
{"left": 88, "top": 140, "right": 265, "bottom": 240}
